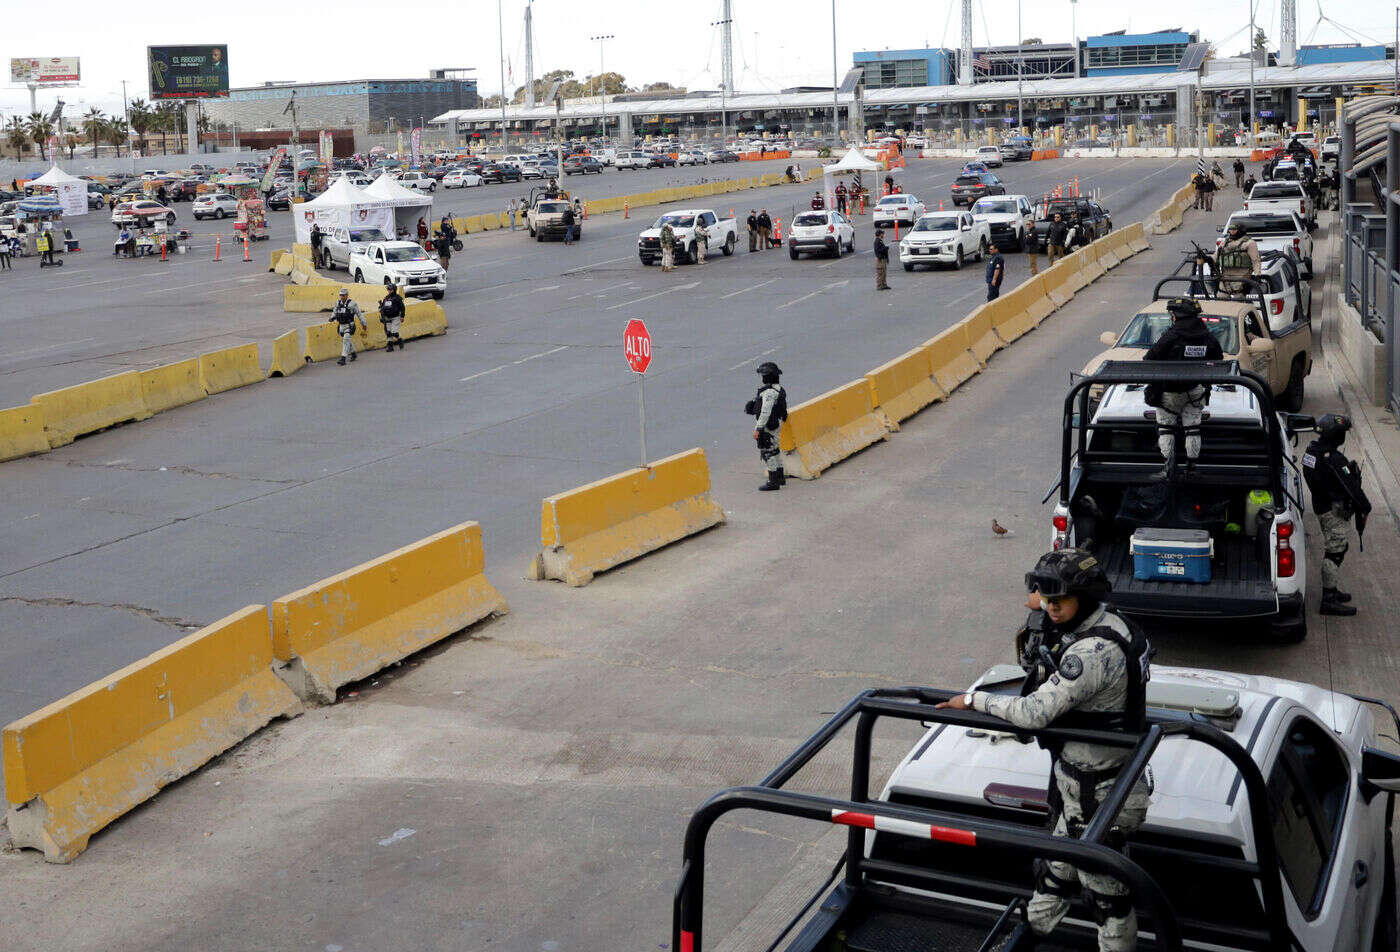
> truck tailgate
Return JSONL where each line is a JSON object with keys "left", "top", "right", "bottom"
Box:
{"left": 1100, "top": 536, "right": 1277, "bottom": 619}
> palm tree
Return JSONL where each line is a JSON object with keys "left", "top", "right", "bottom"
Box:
{"left": 128, "top": 99, "right": 151, "bottom": 155}
{"left": 26, "top": 112, "right": 54, "bottom": 161}
{"left": 105, "top": 118, "right": 128, "bottom": 157}
{"left": 83, "top": 107, "right": 107, "bottom": 156}
{"left": 5, "top": 115, "right": 29, "bottom": 159}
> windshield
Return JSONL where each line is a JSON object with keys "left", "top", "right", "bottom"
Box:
{"left": 537, "top": 202, "right": 567, "bottom": 212}
{"left": 348, "top": 228, "right": 387, "bottom": 243}
{"left": 913, "top": 217, "right": 958, "bottom": 232}
{"left": 1230, "top": 216, "right": 1297, "bottom": 235}
{"left": 384, "top": 247, "right": 430, "bottom": 263}
{"left": 1117, "top": 311, "right": 1239, "bottom": 353}
{"left": 655, "top": 214, "right": 695, "bottom": 228}
{"left": 954, "top": 175, "right": 984, "bottom": 186}
{"left": 972, "top": 199, "right": 1018, "bottom": 215}
{"left": 793, "top": 213, "right": 828, "bottom": 226}
{"left": 1252, "top": 184, "right": 1300, "bottom": 198}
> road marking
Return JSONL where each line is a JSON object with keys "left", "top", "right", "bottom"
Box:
{"left": 719, "top": 277, "right": 779, "bottom": 299}
{"left": 818, "top": 251, "right": 869, "bottom": 269}
{"left": 459, "top": 364, "right": 509, "bottom": 382}
{"left": 513, "top": 345, "right": 568, "bottom": 365}
{"left": 1, "top": 337, "right": 97, "bottom": 361}
{"left": 562, "top": 255, "right": 631, "bottom": 274}
{"left": 566, "top": 281, "right": 633, "bottom": 300}
{"left": 480, "top": 283, "right": 563, "bottom": 304}
{"left": 776, "top": 279, "right": 849, "bottom": 310}
{"left": 144, "top": 275, "right": 269, "bottom": 296}
{"left": 726, "top": 345, "right": 781, "bottom": 372}
{"left": 607, "top": 281, "right": 699, "bottom": 310}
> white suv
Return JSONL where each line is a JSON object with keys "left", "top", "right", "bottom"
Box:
{"left": 192, "top": 193, "right": 239, "bottom": 220}
{"left": 395, "top": 171, "right": 436, "bottom": 192}
{"left": 348, "top": 241, "right": 447, "bottom": 299}
{"left": 786, "top": 209, "right": 855, "bottom": 259}
{"left": 974, "top": 145, "right": 1004, "bottom": 167}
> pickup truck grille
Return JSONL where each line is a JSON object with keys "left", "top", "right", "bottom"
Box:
{"left": 988, "top": 223, "right": 1013, "bottom": 234}
{"left": 639, "top": 237, "right": 661, "bottom": 250}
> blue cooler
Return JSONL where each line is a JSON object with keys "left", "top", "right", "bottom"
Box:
{"left": 1129, "top": 528, "right": 1214, "bottom": 583}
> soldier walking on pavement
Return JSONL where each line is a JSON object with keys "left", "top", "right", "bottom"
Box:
{"left": 938, "top": 550, "right": 1152, "bottom": 952}
{"left": 873, "top": 228, "right": 891, "bottom": 290}
{"left": 1143, "top": 297, "right": 1223, "bottom": 480}
{"left": 747, "top": 362, "right": 788, "bottom": 491}
{"left": 330, "top": 287, "right": 367, "bottom": 366}
{"left": 378, "top": 280, "right": 406, "bottom": 352}
{"left": 660, "top": 221, "right": 677, "bottom": 272}
{"left": 1302, "top": 414, "right": 1371, "bottom": 616}
{"left": 1233, "top": 157, "right": 1246, "bottom": 189}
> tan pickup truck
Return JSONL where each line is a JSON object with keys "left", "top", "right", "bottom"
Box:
{"left": 1081, "top": 278, "right": 1312, "bottom": 412}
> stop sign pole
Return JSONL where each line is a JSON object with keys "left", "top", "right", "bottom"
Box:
{"left": 623, "top": 319, "right": 652, "bottom": 467}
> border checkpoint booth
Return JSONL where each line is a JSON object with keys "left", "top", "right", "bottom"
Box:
{"left": 292, "top": 177, "right": 396, "bottom": 246}
{"left": 362, "top": 173, "right": 434, "bottom": 242}
{"left": 822, "top": 147, "right": 881, "bottom": 214}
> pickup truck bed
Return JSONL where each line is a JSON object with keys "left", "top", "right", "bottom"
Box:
{"left": 1096, "top": 534, "right": 1278, "bottom": 619}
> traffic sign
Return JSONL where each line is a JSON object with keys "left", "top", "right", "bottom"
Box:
{"left": 624, "top": 319, "right": 652, "bottom": 374}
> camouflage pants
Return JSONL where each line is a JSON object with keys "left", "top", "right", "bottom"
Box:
{"left": 1319, "top": 503, "right": 1351, "bottom": 589}
{"left": 1156, "top": 387, "right": 1206, "bottom": 460}
{"left": 757, "top": 430, "right": 782, "bottom": 473}
{"left": 1028, "top": 763, "right": 1150, "bottom": 952}
{"left": 339, "top": 326, "right": 357, "bottom": 359}
{"left": 661, "top": 245, "right": 674, "bottom": 271}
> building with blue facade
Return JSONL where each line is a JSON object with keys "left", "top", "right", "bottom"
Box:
{"left": 854, "top": 49, "right": 954, "bottom": 89}
{"left": 1082, "top": 31, "right": 1197, "bottom": 77}
{"left": 203, "top": 77, "right": 479, "bottom": 133}
{"left": 1297, "top": 44, "right": 1389, "bottom": 66}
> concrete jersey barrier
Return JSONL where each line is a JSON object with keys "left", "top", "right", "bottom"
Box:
{"left": 271, "top": 522, "right": 508, "bottom": 703}
{"left": 528, "top": 448, "right": 726, "bottom": 587}
{"left": 198, "top": 344, "right": 267, "bottom": 395}
{"left": 138, "top": 358, "right": 207, "bottom": 414}
{"left": 0, "top": 404, "right": 51, "bottom": 462}
{"left": 866, "top": 346, "right": 946, "bottom": 430}
{"left": 2, "top": 605, "right": 300, "bottom": 863}
{"left": 30, "top": 370, "right": 153, "bottom": 448}
{"left": 926, "top": 324, "right": 983, "bottom": 394}
{"left": 779, "top": 379, "right": 888, "bottom": 479}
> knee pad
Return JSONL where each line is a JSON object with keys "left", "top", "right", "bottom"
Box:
{"left": 1087, "top": 889, "right": 1134, "bottom": 925}
{"left": 1325, "top": 547, "right": 1347, "bottom": 567}
{"left": 1033, "top": 859, "right": 1079, "bottom": 899}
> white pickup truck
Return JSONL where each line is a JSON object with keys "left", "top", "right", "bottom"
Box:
{"left": 637, "top": 209, "right": 738, "bottom": 265}
{"left": 1244, "top": 180, "right": 1313, "bottom": 227}
{"left": 898, "top": 210, "right": 989, "bottom": 271}
{"left": 970, "top": 193, "right": 1035, "bottom": 251}
{"left": 317, "top": 225, "right": 391, "bottom": 271}
{"left": 347, "top": 240, "right": 447, "bottom": 299}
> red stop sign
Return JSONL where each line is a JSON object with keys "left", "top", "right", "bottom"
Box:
{"left": 623, "top": 319, "right": 652, "bottom": 374}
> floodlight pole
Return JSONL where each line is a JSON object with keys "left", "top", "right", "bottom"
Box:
{"left": 591, "top": 35, "right": 614, "bottom": 146}
{"left": 831, "top": 0, "right": 840, "bottom": 143}
{"left": 1248, "top": 0, "right": 1257, "bottom": 148}
{"left": 499, "top": 0, "right": 509, "bottom": 153}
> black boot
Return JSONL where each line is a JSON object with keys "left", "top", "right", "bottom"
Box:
{"left": 1320, "top": 589, "right": 1357, "bottom": 616}
{"left": 337, "top": 357, "right": 347, "bottom": 366}
{"left": 775, "top": 466, "right": 786, "bottom": 486}
{"left": 759, "top": 471, "right": 782, "bottom": 491}
{"left": 385, "top": 341, "right": 394, "bottom": 352}
{"left": 349, "top": 351, "right": 357, "bottom": 362}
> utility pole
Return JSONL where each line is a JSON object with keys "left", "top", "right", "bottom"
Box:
{"left": 1248, "top": 0, "right": 1257, "bottom": 149}
{"left": 714, "top": 15, "right": 733, "bottom": 144}
{"left": 830, "top": 0, "right": 840, "bottom": 143}
{"left": 959, "top": 0, "right": 974, "bottom": 84}
{"left": 524, "top": 0, "right": 536, "bottom": 108}
{"left": 1016, "top": 0, "right": 1024, "bottom": 130}
{"left": 591, "top": 35, "right": 614, "bottom": 145}
{"left": 498, "top": 0, "right": 509, "bottom": 153}
{"left": 121, "top": 79, "right": 134, "bottom": 167}
{"left": 1071, "top": 0, "right": 1079, "bottom": 77}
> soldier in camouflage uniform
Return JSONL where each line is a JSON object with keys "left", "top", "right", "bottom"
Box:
{"left": 660, "top": 222, "right": 676, "bottom": 272}
{"left": 1302, "top": 413, "right": 1370, "bottom": 616}
{"left": 939, "top": 549, "right": 1152, "bottom": 952}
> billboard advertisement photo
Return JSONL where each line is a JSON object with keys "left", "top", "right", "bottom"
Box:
{"left": 10, "top": 57, "right": 81, "bottom": 85}
{"left": 147, "top": 46, "right": 229, "bottom": 99}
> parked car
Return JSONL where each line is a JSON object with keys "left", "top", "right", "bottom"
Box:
{"left": 950, "top": 172, "right": 1006, "bottom": 207}
{"left": 563, "top": 155, "right": 603, "bottom": 175}
{"left": 898, "top": 210, "right": 989, "bottom": 270}
{"left": 1029, "top": 197, "right": 1112, "bottom": 250}
{"left": 676, "top": 151, "right": 705, "bottom": 166}
{"left": 1321, "top": 134, "right": 1341, "bottom": 162}
{"left": 443, "top": 169, "right": 484, "bottom": 189}
{"left": 615, "top": 150, "right": 652, "bottom": 170}
{"left": 396, "top": 170, "right": 436, "bottom": 192}
{"left": 192, "top": 193, "right": 240, "bottom": 220}
{"left": 317, "top": 225, "right": 391, "bottom": 271}
{"left": 265, "top": 187, "right": 292, "bottom": 210}
{"left": 1244, "top": 180, "right": 1314, "bottom": 228}
{"left": 648, "top": 152, "right": 677, "bottom": 168}
{"left": 111, "top": 200, "right": 177, "bottom": 227}
{"left": 786, "top": 209, "right": 856, "bottom": 259}
{"left": 348, "top": 240, "right": 446, "bottom": 299}
{"left": 480, "top": 163, "right": 523, "bottom": 184}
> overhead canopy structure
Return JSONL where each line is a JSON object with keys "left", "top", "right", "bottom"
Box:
{"left": 821, "top": 147, "right": 882, "bottom": 210}
{"left": 363, "top": 173, "right": 434, "bottom": 237}
{"left": 29, "top": 165, "right": 88, "bottom": 217}
{"left": 292, "top": 177, "right": 396, "bottom": 244}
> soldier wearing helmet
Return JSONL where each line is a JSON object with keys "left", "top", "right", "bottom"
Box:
{"left": 939, "top": 550, "right": 1152, "bottom": 952}
{"left": 1302, "top": 413, "right": 1371, "bottom": 616}
{"left": 746, "top": 362, "right": 788, "bottom": 491}
{"left": 1216, "top": 221, "right": 1261, "bottom": 295}
{"left": 1142, "top": 297, "right": 1224, "bottom": 480}
{"left": 329, "top": 287, "right": 367, "bottom": 366}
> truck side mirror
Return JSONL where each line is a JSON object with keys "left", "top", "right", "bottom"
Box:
{"left": 1361, "top": 746, "right": 1400, "bottom": 794}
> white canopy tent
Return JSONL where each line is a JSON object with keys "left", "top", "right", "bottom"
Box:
{"left": 363, "top": 174, "right": 434, "bottom": 238}
{"left": 821, "top": 148, "right": 881, "bottom": 213}
{"left": 292, "top": 177, "right": 395, "bottom": 244}
{"left": 30, "top": 165, "right": 88, "bottom": 217}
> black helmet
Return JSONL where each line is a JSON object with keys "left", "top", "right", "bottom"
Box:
{"left": 1025, "top": 548, "right": 1112, "bottom": 601}
{"left": 1167, "top": 297, "right": 1202, "bottom": 320}
{"left": 1317, "top": 412, "right": 1351, "bottom": 447}
{"left": 756, "top": 361, "right": 782, "bottom": 380}
{"left": 1227, "top": 221, "right": 1245, "bottom": 235}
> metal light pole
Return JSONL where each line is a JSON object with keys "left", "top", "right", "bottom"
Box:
{"left": 830, "top": 0, "right": 840, "bottom": 143}
{"left": 1071, "top": 0, "right": 1079, "bottom": 77}
{"left": 1248, "top": 0, "right": 1257, "bottom": 148}
{"left": 498, "top": 0, "right": 509, "bottom": 153}
{"left": 1016, "top": 0, "right": 1024, "bottom": 130}
{"left": 713, "top": 17, "right": 733, "bottom": 144}
{"left": 591, "top": 35, "right": 614, "bottom": 145}
{"left": 121, "top": 79, "right": 134, "bottom": 168}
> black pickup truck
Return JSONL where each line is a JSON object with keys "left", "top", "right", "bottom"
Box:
{"left": 1030, "top": 197, "right": 1111, "bottom": 251}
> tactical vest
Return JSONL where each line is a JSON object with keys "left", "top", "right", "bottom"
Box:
{"left": 1037, "top": 609, "right": 1151, "bottom": 736}
{"left": 1218, "top": 241, "right": 1253, "bottom": 277}
{"left": 333, "top": 301, "right": 356, "bottom": 326}
{"left": 755, "top": 384, "right": 788, "bottom": 431}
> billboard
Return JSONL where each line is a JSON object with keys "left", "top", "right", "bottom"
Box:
{"left": 10, "top": 57, "right": 81, "bottom": 84}
{"left": 147, "top": 46, "right": 229, "bottom": 100}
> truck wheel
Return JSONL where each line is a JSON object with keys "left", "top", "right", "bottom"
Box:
{"left": 978, "top": 239, "right": 988, "bottom": 261}
{"left": 1279, "top": 357, "right": 1306, "bottom": 412}
{"left": 789, "top": 247, "right": 799, "bottom": 260}
{"left": 903, "top": 262, "right": 913, "bottom": 272}
{"left": 640, "top": 255, "right": 653, "bottom": 266}
{"left": 321, "top": 250, "right": 333, "bottom": 270}
{"left": 722, "top": 234, "right": 735, "bottom": 256}
{"left": 353, "top": 270, "right": 364, "bottom": 283}
{"left": 215, "top": 209, "right": 226, "bottom": 220}
{"left": 431, "top": 291, "right": 444, "bottom": 300}
{"left": 953, "top": 247, "right": 964, "bottom": 270}
{"left": 686, "top": 243, "right": 696, "bottom": 264}
{"left": 528, "top": 224, "right": 536, "bottom": 237}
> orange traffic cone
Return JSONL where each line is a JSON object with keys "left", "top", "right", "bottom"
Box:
{"left": 243, "top": 237, "right": 251, "bottom": 261}
{"left": 894, "top": 220, "right": 899, "bottom": 240}
{"left": 161, "top": 240, "right": 167, "bottom": 262}
{"left": 773, "top": 218, "right": 782, "bottom": 241}
{"left": 213, "top": 235, "right": 222, "bottom": 261}
{"left": 624, "top": 201, "right": 630, "bottom": 219}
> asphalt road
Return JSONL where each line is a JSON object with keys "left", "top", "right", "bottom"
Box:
{"left": 5, "top": 198, "right": 1394, "bottom": 952}
{"left": 0, "top": 156, "right": 1192, "bottom": 736}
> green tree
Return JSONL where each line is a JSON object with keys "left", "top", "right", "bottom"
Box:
{"left": 1252, "top": 27, "right": 1268, "bottom": 54}
{"left": 64, "top": 133, "right": 79, "bottom": 159}
{"left": 83, "top": 107, "right": 107, "bottom": 156}
{"left": 106, "top": 118, "right": 129, "bottom": 156}
{"left": 643, "top": 81, "right": 685, "bottom": 94}
{"left": 5, "top": 115, "right": 29, "bottom": 159}
{"left": 582, "top": 72, "right": 629, "bottom": 97}
{"left": 26, "top": 112, "right": 54, "bottom": 160}
{"left": 128, "top": 99, "right": 152, "bottom": 155}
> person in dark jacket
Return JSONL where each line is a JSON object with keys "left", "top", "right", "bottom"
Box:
{"left": 1302, "top": 413, "right": 1369, "bottom": 616}
{"left": 1232, "top": 157, "right": 1246, "bottom": 189}
{"left": 873, "top": 228, "right": 890, "bottom": 290}
{"left": 746, "top": 210, "right": 759, "bottom": 252}
{"left": 985, "top": 248, "right": 1005, "bottom": 301}
{"left": 378, "top": 280, "right": 407, "bottom": 351}
{"left": 433, "top": 231, "right": 453, "bottom": 270}
{"left": 1143, "top": 297, "right": 1224, "bottom": 478}
{"left": 1199, "top": 172, "right": 1216, "bottom": 211}
{"left": 1046, "top": 213, "right": 1069, "bottom": 264}
{"left": 758, "top": 209, "right": 773, "bottom": 249}
{"left": 561, "top": 204, "right": 576, "bottom": 245}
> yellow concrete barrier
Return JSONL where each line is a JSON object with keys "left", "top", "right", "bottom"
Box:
{"left": 1078, "top": 243, "right": 1106, "bottom": 281}
{"left": 304, "top": 322, "right": 344, "bottom": 363}
{"left": 283, "top": 284, "right": 384, "bottom": 313}
{"left": 528, "top": 448, "right": 726, "bottom": 586}
{"left": 1024, "top": 273, "right": 1056, "bottom": 326}
{"left": 401, "top": 300, "right": 448, "bottom": 339}
{"left": 271, "top": 522, "right": 508, "bottom": 703}
{"left": 199, "top": 344, "right": 266, "bottom": 395}
{"left": 989, "top": 279, "right": 1040, "bottom": 344}
{"left": 1041, "top": 258, "right": 1075, "bottom": 307}
{"left": 926, "top": 323, "right": 982, "bottom": 394}
{"left": 479, "top": 214, "right": 497, "bottom": 232}
{"left": 273, "top": 254, "right": 294, "bottom": 276}
{"left": 963, "top": 304, "right": 1004, "bottom": 364}
{"left": 138, "top": 358, "right": 206, "bottom": 414}
{"left": 2, "top": 605, "right": 300, "bottom": 863}
{"left": 1061, "top": 249, "right": 1092, "bottom": 291}
{"left": 270, "top": 330, "right": 303, "bottom": 378}
{"left": 1125, "top": 221, "right": 1149, "bottom": 253}
{"left": 0, "top": 404, "right": 50, "bottom": 462}
{"left": 31, "top": 371, "right": 152, "bottom": 448}
{"left": 291, "top": 242, "right": 314, "bottom": 263}
{"left": 866, "top": 346, "right": 945, "bottom": 430}
{"left": 269, "top": 248, "right": 288, "bottom": 272}
{"left": 1095, "top": 232, "right": 1122, "bottom": 269}
{"left": 778, "top": 379, "right": 888, "bottom": 480}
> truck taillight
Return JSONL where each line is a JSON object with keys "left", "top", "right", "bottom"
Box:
{"left": 1276, "top": 520, "right": 1295, "bottom": 578}
{"left": 1052, "top": 506, "right": 1070, "bottom": 549}
{"left": 1293, "top": 237, "right": 1300, "bottom": 253}
{"left": 828, "top": 224, "right": 835, "bottom": 233}
{"left": 1300, "top": 200, "right": 1306, "bottom": 213}
{"left": 1271, "top": 298, "right": 1284, "bottom": 315}
{"left": 1243, "top": 201, "right": 1248, "bottom": 210}
{"left": 1053, "top": 514, "right": 1068, "bottom": 531}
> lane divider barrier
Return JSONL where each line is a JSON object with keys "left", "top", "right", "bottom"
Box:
{"left": 198, "top": 344, "right": 267, "bottom": 396}
{"left": 30, "top": 371, "right": 153, "bottom": 449}
{"left": 270, "top": 329, "right": 304, "bottom": 378}
{"left": 0, "top": 404, "right": 51, "bottom": 462}
{"left": 138, "top": 358, "right": 206, "bottom": 415}
{"left": 779, "top": 379, "right": 888, "bottom": 480}
{"left": 2, "top": 606, "right": 301, "bottom": 863}
{"left": 271, "top": 522, "right": 508, "bottom": 704}
{"left": 528, "top": 448, "right": 726, "bottom": 587}
{"left": 866, "top": 346, "right": 947, "bottom": 431}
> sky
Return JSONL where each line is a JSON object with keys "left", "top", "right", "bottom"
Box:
{"left": 2, "top": 0, "right": 1396, "bottom": 119}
